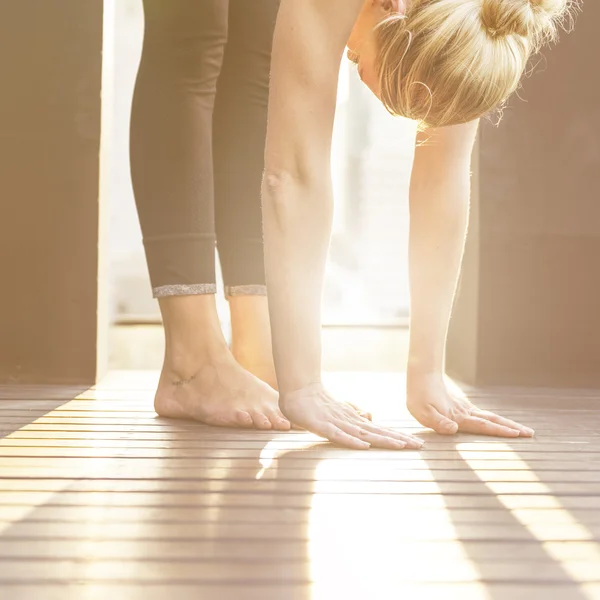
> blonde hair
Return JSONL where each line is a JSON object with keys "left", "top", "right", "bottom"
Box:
{"left": 377, "top": 0, "right": 573, "bottom": 128}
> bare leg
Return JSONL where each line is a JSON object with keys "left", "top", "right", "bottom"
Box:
{"left": 154, "top": 295, "right": 290, "bottom": 431}
{"left": 229, "top": 295, "right": 278, "bottom": 390}
{"left": 212, "top": 0, "right": 280, "bottom": 393}
{"left": 228, "top": 294, "right": 372, "bottom": 422}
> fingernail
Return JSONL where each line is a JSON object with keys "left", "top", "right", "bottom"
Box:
{"left": 523, "top": 427, "right": 535, "bottom": 436}
{"left": 394, "top": 440, "right": 407, "bottom": 449}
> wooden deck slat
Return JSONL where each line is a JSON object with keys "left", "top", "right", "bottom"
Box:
{"left": 2, "top": 583, "right": 598, "bottom": 600}
{"left": 12, "top": 436, "right": 596, "bottom": 449}
{"left": 6, "top": 428, "right": 599, "bottom": 439}
{"left": 2, "top": 519, "right": 600, "bottom": 542}
{"left": 2, "top": 468, "right": 600, "bottom": 482}
{"left": 0, "top": 478, "right": 599, "bottom": 495}
{"left": 0, "top": 468, "right": 600, "bottom": 483}
{"left": 1, "top": 539, "right": 598, "bottom": 561}
{"left": 0, "top": 451, "right": 598, "bottom": 463}
{"left": 3, "top": 437, "right": 600, "bottom": 449}
{"left": 0, "top": 558, "right": 599, "bottom": 583}
{"left": 2, "top": 460, "right": 600, "bottom": 472}
{"left": 2, "top": 491, "right": 600, "bottom": 509}
{"left": 0, "top": 506, "right": 599, "bottom": 526}
{"left": 3, "top": 445, "right": 600, "bottom": 458}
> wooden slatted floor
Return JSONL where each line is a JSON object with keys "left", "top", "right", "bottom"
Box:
{"left": 1, "top": 371, "right": 600, "bottom": 600}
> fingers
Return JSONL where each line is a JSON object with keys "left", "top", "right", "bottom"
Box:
{"left": 420, "top": 406, "right": 459, "bottom": 435}
{"left": 356, "top": 420, "right": 424, "bottom": 449}
{"left": 458, "top": 416, "right": 521, "bottom": 437}
{"left": 470, "top": 409, "right": 535, "bottom": 437}
{"left": 347, "top": 402, "right": 373, "bottom": 422}
{"left": 337, "top": 421, "right": 407, "bottom": 450}
{"left": 416, "top": 404, "right": 531, "bottom": 438}
{"left": 449, "top": 403, "right": 471, "bottom": 424}
{"left": 323, "top": 424, "right": 371, "bottom": 450}
{"left": 280, "top": 387, "right": 424, "bottom": 450}
{"left": 319, "top": 412, "right": 423, "bottom": 450}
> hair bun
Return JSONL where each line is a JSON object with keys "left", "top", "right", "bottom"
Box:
{"left": 481, "top": 0, "right": 569, "bottom": 43}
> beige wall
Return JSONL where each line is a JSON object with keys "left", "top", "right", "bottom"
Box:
{"left": 0, "top": 1, "right": 105, "bottom": 385}
{"left": 448, "top": 5, "right": 600, "bottom": 387}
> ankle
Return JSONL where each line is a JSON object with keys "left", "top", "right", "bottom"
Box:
{"left": 229, "top": 296, "right": 272, "bottom": 346}
{"left": 231, "top": 340, "right": 272, "bottom": 365}
{"left": 164, "top": 333, "right": 231, "bottom": 369}
{"left": 158, "top": 293, "right": 230, "bottom": 366}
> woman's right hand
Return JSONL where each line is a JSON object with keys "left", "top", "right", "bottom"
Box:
{"left": 279, "top": 383, "right": 424, "bottom": 450}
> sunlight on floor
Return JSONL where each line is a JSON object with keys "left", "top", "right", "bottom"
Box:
{"left": 307, "top": 457, "right": 489, "bottom": 598}
{"left": 256, "top": 434, "right": 326, "bottom": 480}
{"left": 0, "top": 379, "right": 131, "bottom": 535}
{"left": 458, "top": 442, "right": 600, "bottom": 598}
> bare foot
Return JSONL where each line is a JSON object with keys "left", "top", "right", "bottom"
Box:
{"left": 155, "top": 294, "right": 289, "bottom": 430}
{"left": 155, "top": 351, "right": 290, "bottom": 430}
{"left": 231, "top": 349, "right": 278, "bottom": 392}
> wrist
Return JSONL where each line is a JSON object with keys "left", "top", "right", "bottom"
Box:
{"left": 279, "top": 380, "right": 324, "bottom": 402}
{"left": 406, "top": 362, "right": 444, "bottom": 387}
{"left": 407, "top": 355, "right": 443, "bottom": 376}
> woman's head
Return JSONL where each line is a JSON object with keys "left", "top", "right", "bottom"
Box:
{"left": 347, "top": 0, "right": 572, "bottom": 128}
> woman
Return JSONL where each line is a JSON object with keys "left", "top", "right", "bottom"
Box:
{"left": 261, "top": 0, "right": 571, "bottom": 449}
{"left": 130, "top": 1, "right": 292, "bottom": 431}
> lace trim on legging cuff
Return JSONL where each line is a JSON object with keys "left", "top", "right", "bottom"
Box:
{"left": 225, "top": 284, "right": 267, "bottom": 297}
{"left": 153, "top": 283, "right": 217, "bottom": 298}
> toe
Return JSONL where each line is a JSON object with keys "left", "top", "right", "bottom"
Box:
{"left": 267, "top": 409, "right": 291, "bottom": 431}
{"left": 251, "top": 412, "right": 273, "bottom": 430}
{"left": 235, "top": 410, "right": 254, "bottom": 428}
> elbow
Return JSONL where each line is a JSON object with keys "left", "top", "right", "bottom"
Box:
{"left": 263, "top": 169, "right": 299, "bottom": 197}
{"left": 262, "top": 167, "right": 330, "bottom": 231}
{"left": 262, "top": 170, "right": 300, "bottom": 231}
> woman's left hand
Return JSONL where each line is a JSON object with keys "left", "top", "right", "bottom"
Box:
{"left": 406, "top": 372, "right": 535, "bottom": 437}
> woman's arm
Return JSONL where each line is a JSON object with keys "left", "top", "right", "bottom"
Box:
{"left": 407, "top": 123, "right": 478, "bottom": 380}
{"left": 263, "top": 0, "right": 359, "bottom": 393}
{"left": 262, "top": 0, "right": 423, "bottom": 450}
{"left": 406, "top": 122, "right": 534, "bottom": 437}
